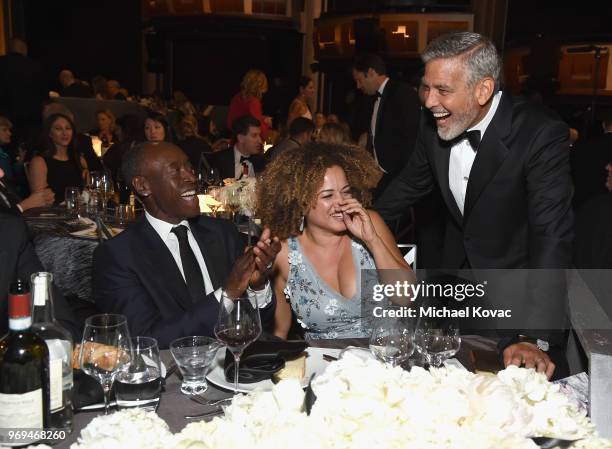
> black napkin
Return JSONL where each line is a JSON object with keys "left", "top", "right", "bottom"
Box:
{"left": 73, "top": 369, "right": 107, "bottom": 409}
{"left": 223, "top": 335, "right": 308, "bottom": 384}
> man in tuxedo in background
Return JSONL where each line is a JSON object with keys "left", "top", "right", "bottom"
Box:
{"left": 58, "top": 69, "right": 94, "bottom": 98}
{"left": 208, "top": 115, "right": 267, "bottom": 180}
{"left": 0, "top": 210, "right": 79, "bottom": 338}
{"left": 375, "top": 32, "right": 573, "bottom": 379}
{"left": 352, "top": 54, "right": 421, "bottom": 195}
{"left": 93, "top": 141, "right": 280, "bottom": 348}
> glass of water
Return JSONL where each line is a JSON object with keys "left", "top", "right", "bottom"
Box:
{"left": 170, "top": 336, "right": 220, "bottom": 395}
{"left": 65, "top": 186, "right": 80, "bottom": 217}
{"left": 115, "top": 337, "right": 162, "bottom": 411}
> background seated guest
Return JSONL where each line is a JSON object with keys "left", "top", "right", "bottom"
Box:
{"left": 319, "top": 122, "right": 352, "bottom": 145}
{"left": 208, "top": 115, "right": 267, "bottom": 180}
{"left": 107, "top": 80, "right": 126, "bottom": 101}
{"left": 177, "top": 114, "right": 213, "bottom": 168}
{"left": 267, "top": 117, "right": 314, "bottom": 161}
{"left": 89, "top": 109, "right": 118, "bottom": 152}
{"left": 257, "top": 142, "right": 414, "bottom": 340}
{"left": 286, "top": 76, "right": 315, "bottom": 128}
{"left": 143, "top": 110, "right": 174, "bottom": 143}
{"left": 29, "top": 113, "right": 87, "bottom": 205}
{"left": 58, "top": 69, "right": 93, "bottom": 98}
{"left": 1, "top": 166, "right": 53, "bottom": 215}
{"left": 227, "top": 69, "right": 272, "bottom": 141}
{"left": 92, "top": 141, "right": 280, "bottom": 348}
{"left": 0, "top": 210, "right": 79, "bottom": 339}
{"left": 102, "top": 114, "right": 143, "bottom": 181}
{"left": 41, "top": 103, "right": 103, "bottom": 172}
{"left": 313, "top": 112, "right": 326, "bottom": 141}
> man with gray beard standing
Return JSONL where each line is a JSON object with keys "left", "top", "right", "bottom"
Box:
{"left": 375, "top": 32, "right": 573, "bottom": 380}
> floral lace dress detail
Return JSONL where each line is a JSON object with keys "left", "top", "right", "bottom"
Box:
{"left": 284, "top": 236, "right": 377, "bottom": 340}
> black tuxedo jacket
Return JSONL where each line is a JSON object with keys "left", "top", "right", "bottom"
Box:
{"left": 368, "top": 79, "right": 421, "bottom": 177}
{"left": 0, "top": 213, "right": 79, "bottom": 338}
{"left": 375, "top": 93, "right": 573, "bottom": 343}
{"left": 376, "top": 92, "right": 573, "bottom": 270}
{"left": 208, "top": 148, "right": 267, "bottom": 180}
{"left": 92, "top": 215, "right": 275, "bottom": 348}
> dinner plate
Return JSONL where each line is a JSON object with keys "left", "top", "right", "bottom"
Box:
{"left": 76, "top": 361, "right": 167, "bottom": 411}
{"left": 206, "top": 347, "right": 341, "bottom": 393}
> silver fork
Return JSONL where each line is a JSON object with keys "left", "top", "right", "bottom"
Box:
{"left": 188, "top": 395, "right": 231, "bottom": 407}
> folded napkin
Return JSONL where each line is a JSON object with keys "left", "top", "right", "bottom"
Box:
{"left": 223, "top": 336, "right": 308, "bottom": 384}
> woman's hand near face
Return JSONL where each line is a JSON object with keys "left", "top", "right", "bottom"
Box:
{"left": 339, "top": 198, "right": 378, "bottom": 243}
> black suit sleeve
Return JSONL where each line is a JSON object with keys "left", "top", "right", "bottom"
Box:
{"left": 522, "top": 120, "right": 573, "bottom": 346}
{"left": 374, "top": 122, "right": 436, "bottom": 222}
{"left": 0, "top": 214, "right": 79, "bottom": 339}
{"left": 525, "top": 120, "right": 573, "bottom": 269}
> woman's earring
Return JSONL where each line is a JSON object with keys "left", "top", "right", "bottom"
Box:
{"left": 299, "top": 216, "right": 305, "bottom": 232}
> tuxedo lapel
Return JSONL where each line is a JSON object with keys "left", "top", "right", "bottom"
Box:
{"left": 374, "top": 81, "right": 391, "bottom": 139}
{"left": 432, "top": 136, "right": 463, "bottom": 226}
{"left": 463, "top": 94, "right": 513, "bottom": 222}
{"left": 138, "top": 220, "right": 193, "bottom": 311}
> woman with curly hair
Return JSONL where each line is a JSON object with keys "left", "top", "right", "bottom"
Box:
{"left": 227, "top": 69, "right": 272, "bottom": 140}
{"left": 257, "top": 142, "right": 414, "bottom": 339}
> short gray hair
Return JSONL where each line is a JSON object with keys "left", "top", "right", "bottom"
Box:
{"left": 422, "top": 32, "right": 501, "bottom": 89}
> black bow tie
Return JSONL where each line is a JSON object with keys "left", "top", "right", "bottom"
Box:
{"left": 456, "top": 130, "right": 481, "bottom": 151}
{"left": 240, "top": 155, "right": 251, "bottom": 164}
{"left": 375, "top": 91, "right": 382, "bottom": 99}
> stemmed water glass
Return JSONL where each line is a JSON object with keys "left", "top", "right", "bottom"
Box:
{"left": 214, "top": 293, "right": 261, "bottom": 393}
{"left": 369, "top": 307, "right": 415, "bottom": 367}
{"left": 79, "top": 314, "right": 132, "bottom": 414}
{"left": 414, "top": 319, "right": 461, "bottom": 368}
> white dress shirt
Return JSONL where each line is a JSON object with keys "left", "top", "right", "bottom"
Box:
{"left": 370, "top": 77, "right": 389, "bottom": 173}
{"left": 448, "top": 91, "right": 502, "bottom": 215}
{"left": 145, "top": 211, "right": 271, "bottom": 308}
{"left": 233, "top": 147, "right": 255, "bottom": 179}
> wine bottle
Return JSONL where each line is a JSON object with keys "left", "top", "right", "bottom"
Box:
{"left": 0, "top": 279, "right": 50, "bottom": 447}
{"left": 30, "top": 272, "right": 73, "bottom": 434}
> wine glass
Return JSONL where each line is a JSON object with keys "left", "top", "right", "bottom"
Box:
{"left": 205, "top": 186, "right": 222, "bottom": 216}
{"left": 414, "top": 320, "right": 461, "bottom": 368}
{"left": 98, "top": 171, "right": 115, "bottom": 211}
{"left": 198, "top": 165, "right": 221, "bottom": 191}
{"left": 214, "top": 292, "right": 261, "bottom": 394}
{"left": 369, "top": 307, "right": 415, "bottom": 367}
{"left": 79, "top": 314, "right": 132, "bottom": 414}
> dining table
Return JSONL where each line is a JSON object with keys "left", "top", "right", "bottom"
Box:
{"left": 54, "top": 337, "right": 484, "bottom": 449}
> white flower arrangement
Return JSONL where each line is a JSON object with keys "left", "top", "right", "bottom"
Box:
{"left": 218, "top": 178, "right": 257, "bottom": 216}
{"left": 28, "top": 356, "right": 611, "bottom": 449}
{"left": 70, "top": 408, "right": 171, "bottom": 449}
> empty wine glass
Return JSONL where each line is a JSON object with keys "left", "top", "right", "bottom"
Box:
{"left": 414, "top": 320, "right": 461, "bottom": 368}
{"left": 198, "top": 165, "right": 220, "bottom": 191}
{"left": 79, "top": 314, "right": 132, "bottom": 414}
{"left": 369, "top": 307, "right": 415, "bottom": 367}
{"left": 214, "top": 292, "right": 261, "bottom": 393}
{"left": 205, "top": 186, "right": 222, "bottom": 216}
